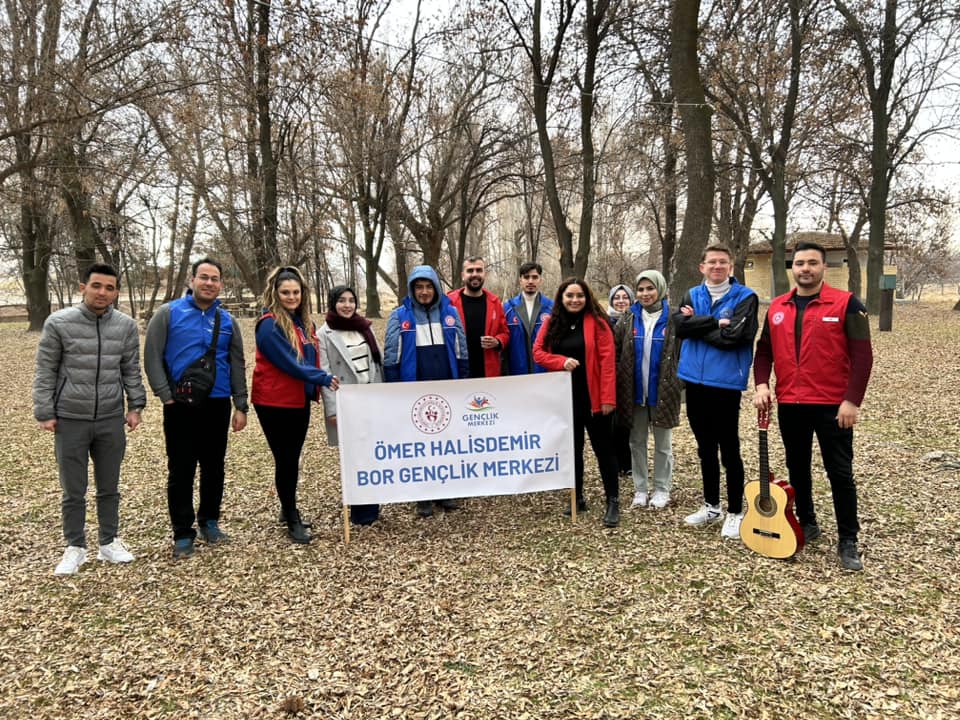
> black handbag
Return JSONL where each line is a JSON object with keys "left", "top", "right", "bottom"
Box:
{"left": 172, "top": 310, "right": 221, "bottom": 406}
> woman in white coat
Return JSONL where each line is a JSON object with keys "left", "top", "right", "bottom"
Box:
{"left": 319, "top": 285, "right": 384, "bottom": 525}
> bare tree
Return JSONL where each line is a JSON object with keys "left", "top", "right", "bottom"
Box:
{"left": 833, "top": 0, "right": 960, "bottom": 312}
{"left": 500, "top": 0, "right": 624, "bottom": 279}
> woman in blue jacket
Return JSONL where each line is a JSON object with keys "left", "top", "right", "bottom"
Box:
{"left": 613, "top": 271, "right": 682, "bottom": 510}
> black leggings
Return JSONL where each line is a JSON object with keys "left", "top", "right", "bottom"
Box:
{"left": 255, "top": 402, "right": 310, "bottom": 516}
{"left": 573, "top": 410, "right": 621, "bottom": 501}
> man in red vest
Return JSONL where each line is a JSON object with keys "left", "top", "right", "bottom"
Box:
{"left": 754, "top": 241, "right": 873, "bottom": 571}
{"left": 447, "top": 256, "right": 510, "bottom": 378}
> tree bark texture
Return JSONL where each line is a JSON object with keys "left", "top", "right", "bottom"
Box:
{"left": 669, "top": 0, "right": 715, "bottom": 301}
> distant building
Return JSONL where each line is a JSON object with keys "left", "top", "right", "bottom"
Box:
{"left": 744, "top": 231, "right": 897, "bottom": 299}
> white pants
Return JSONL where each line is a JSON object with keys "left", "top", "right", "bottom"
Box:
{"left": 629, "top": 405, "right": 674, "bottom": 493}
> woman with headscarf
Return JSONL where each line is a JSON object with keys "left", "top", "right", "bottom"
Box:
{"left": 253, "top": 266, "right": 339, "bottom": 544}
{"left": 607, "top": 284, "right": 635, "bottom": 325}
{"left": 319, "top": 285, "right": 384, "bottom": 526}
{"left": 534, "top": 278, "right": 622, "bottom": 527}
{"left": 613, "top": 270, "right": 682, "bottom": 509}
{"left": 607, "top": 283, "right": 636, "bottom": 478}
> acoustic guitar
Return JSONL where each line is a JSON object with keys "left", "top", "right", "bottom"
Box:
{"left": 740, "top": 408, "right": 804, "bottom": 559}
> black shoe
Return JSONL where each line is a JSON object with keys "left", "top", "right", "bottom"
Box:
{"left": 603, "top": 497, "right": 621, "bottom": 528}
{"left": 562, "top": 498, "right": 588, "bottom": 516}
{"left": 838, "top": 539, "right": 863, "bottom": 571}
{"left": 286, "top": 510, "right": 312, "bottom": 544}
{"left": 278, "top": 510, "right": 312, "bottom": 529}
{"left": 437, "top": 499, "right": 460, "bottom": 511}
{"left": 802, "top": 523, "right": 822, "bottom": 544}
{"left": 416, "top": 501, "right": 433, "bottom": 518}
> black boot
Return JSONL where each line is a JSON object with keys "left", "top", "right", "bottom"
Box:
{"left": 603, "top": 497, "right": 620, "bottom": 528}
{"left": 278, "top": 509, "right": 311, "bottom": 528}
{"left": 563, "top": 495, "right": 588, "bottom": 516}
{"left": 416, "top": 501, "right": 434, "bottom": 518}
{"left": 287, "top": 509, "right": 312, "bottom": 544}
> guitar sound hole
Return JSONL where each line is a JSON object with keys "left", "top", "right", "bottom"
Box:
{"left": 756, "top": 496, "right": 777, "bottom": 517}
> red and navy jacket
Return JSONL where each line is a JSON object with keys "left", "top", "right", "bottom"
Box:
{"left": 756, "top": 283, "right": 871, "bottom": 405}
{"left": 252, "top": 311, "right": 333, "bottom": 408}
{"left": 532, "top": 314, "right": 617, "bottom": 414}
{"left": 446, "top": 287, "right": 510, "bottom": 378}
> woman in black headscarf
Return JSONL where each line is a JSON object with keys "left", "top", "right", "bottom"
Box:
{"left": 318, "top": 285, "right": 384, "bottom": 525}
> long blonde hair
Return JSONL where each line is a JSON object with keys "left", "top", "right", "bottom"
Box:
{"left": 261, "top": 265, "right": 317, "bottom": 360}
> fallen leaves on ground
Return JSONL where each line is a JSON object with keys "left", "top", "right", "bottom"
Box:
{"left": 1, "top": 301, "right": 958, "bottom": 719}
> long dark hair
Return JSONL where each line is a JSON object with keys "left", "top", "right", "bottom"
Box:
{"left": 541, "top": 277, "right": 606, "bottom": 351}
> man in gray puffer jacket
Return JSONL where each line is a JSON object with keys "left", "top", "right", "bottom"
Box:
{"left": 33, "top": 262, "right": 147, "bottom": 576}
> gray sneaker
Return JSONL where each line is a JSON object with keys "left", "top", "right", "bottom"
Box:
{"left": 198, "top": 520, "right": 229, "bottom": 545}
{"left": 173, "top": 538, "right": 195, "bottom": 559}
{"left": 838, "top": 539, "right": 863, "bottom": 571}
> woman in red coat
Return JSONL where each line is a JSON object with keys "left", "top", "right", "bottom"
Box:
{"left": 533, "top": 278, "right": 621, "bottom": 527}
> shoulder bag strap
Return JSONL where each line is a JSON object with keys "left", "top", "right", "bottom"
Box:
{"left": 204, "top": 309, "right": 221, "bottom": 361}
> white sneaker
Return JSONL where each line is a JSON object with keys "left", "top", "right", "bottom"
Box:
{"left": 631, "top": 492, "right": 648, "bottom": 508}
{"left": 721, "top": 511, "right": 745, "bottom": 539}
{"left": 650, "top": 491, "right": 670, "bottom": 509}
{"left": 684, "top": 503, "right": 722, "bottom": 526}
{"left": 97, "top": 538, "right": 134, "bottom": 563}
{"left": 54, "top": 546, "right": 88, "bottom": 576}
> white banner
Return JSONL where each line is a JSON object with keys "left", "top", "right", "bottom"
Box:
{"left": 337, "top": 373, "right": 575, "bottom": 505}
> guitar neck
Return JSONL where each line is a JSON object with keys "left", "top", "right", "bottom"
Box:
{"left": 759, "top": 428, "right": 770, "bottom": 495}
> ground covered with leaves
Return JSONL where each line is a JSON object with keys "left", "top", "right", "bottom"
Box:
{"left": 1, "top": 300, "right": 958, "bottom": 719}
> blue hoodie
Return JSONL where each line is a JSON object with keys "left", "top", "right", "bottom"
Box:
{"left": 383, "top": 266, "right": 469, "bottom": 382}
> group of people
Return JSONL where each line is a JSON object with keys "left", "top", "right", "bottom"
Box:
{"left": 33, "top": 239, "right": 872, "bottom": 576}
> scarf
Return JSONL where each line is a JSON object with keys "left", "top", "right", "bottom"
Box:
{"left": 325, "top": 309, "right": 382, "bottom": 365}
{"left": 635, "top": 269, "right": 667, "bottom": 314}
{"left": 706, "top": 278, "right": 731, "bottom": 303}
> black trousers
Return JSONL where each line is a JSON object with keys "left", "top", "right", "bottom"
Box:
{"left": 163, "top": 398, "right": 231, "bottom": 541}
{"left": 778, "top": 403, "right": 859, "bottom": 541}
{"left": 255, "top": 402, "right": 310, "bottom": 518}
{"left": 573, "top": 410, "right": 621, "bottom": 501}
{"left": 685, "top": 382, "right": 745, "bottom": 513}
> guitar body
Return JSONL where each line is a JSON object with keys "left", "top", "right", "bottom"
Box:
{"left": 742, "top": 408, "right": 805, "bottom": 559}
{"left": 740, "top": 474, "right": 804, "bottom": 559}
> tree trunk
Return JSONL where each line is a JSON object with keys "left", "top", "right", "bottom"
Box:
{"left": 22, "top": 181, "right": 53, "bottom": 331}
{"left": 769, "top": 170, "right": 790, "bottom": 296}
{"left": 662, "top": 131, "right": 678, "bottom": 282}
{"left": 865, "top": 132, "right": 889, "bottom": 313}
{"left": 256, "top": 0, "right": 279, "bottom": 279}
{"left": 669, "top": 0, "right": 715, "bottom": 301}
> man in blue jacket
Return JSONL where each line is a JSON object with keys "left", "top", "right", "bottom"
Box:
{"left": 673, "top": 244, "right": 758, "bottom": 540}
{"left": 144, "top": 257, "right": 249, "bottom": 559}
{"left": 502, "top": 261, "right": 554, "bottom": 375}
{"left": 383, "top": 265, "right": 468, "bottom": 516}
